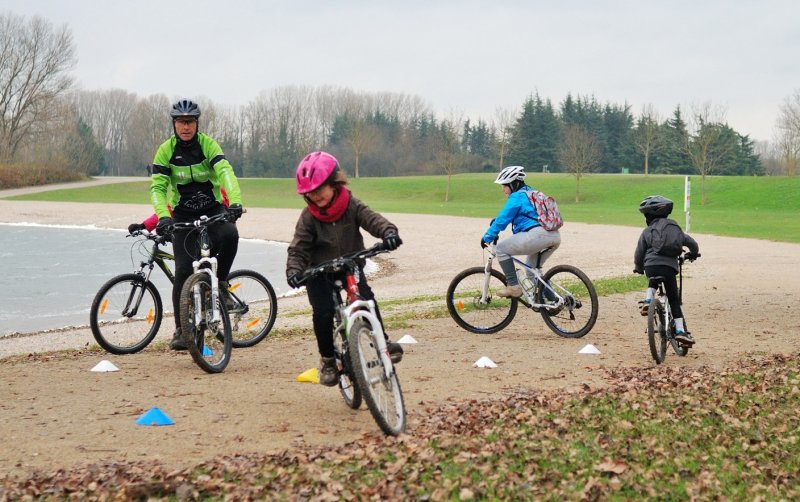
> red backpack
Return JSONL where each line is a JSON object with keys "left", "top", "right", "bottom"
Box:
{"left": 526, "top": 190, "right": 564, "bottom": 231}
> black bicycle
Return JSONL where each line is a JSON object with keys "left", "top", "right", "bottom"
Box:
{"left": 90, "top": 225, "right": 277, "bottom": 356}
{"left": 645, "top": 253, "right": 700, "bottom": 364}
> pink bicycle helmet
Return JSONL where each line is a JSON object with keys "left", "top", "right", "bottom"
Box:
{"left": 295, "top": 151, "right": 339, "bottom": 194}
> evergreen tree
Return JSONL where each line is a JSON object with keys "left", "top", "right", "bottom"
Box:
{"left": 659, "top": 106, "right": 692, "bottom": 173}
{"left": 603, "top": 103, "right": 636, "bottom": 172}
{"left": 507, "top": 93, "right": 560, "bottom": 172}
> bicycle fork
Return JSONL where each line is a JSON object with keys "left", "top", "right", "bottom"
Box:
{"left": 191, "top": 255, "right": 221, "bottom": 325}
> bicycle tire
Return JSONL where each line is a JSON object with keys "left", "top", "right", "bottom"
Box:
{"left": 648, "top": 300, "right": 667, "bottom": 364}
{"left": 446, "top": 267, "right": 518, "bottom": 334}
{"left": 179, "top": 273, "right": 232, "bottom": 373}
{"left": 349, "top": 319, "right": 406, "bottom": 436}
{"left": 537, "top": 265, "right": 598, "bottom": 338}
{"left": 226, "top": 269, "right": 278, "bottom": 348}
{"left": 334, "top": 325, "right": 362, "bottom": 409}
{"left": 90, "top": 274, "right": 162, "bottom": 354}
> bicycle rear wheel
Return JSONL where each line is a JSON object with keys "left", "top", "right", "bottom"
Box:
{"left": 648, "top": 300, "right": 667, "bottom": 364}
{"left": 446, "top": 267, "right": 518, "bottom": 334}
{"left": 538, "top": 265, "right": 598, "bottom": 338}
{"left": 349, "top": 319, "right": 406, "bottom": 436}
{"left": 334, "top": 326, "right": 362, "bottom": 409}
{"left": 226, "top": 269, "right": 277, "bottom": 348}
{"left": 90, "top": 274, "right": 162, "bottom": 354}
{"left": 179, "top": 273, "right": 232, "bottom": 373}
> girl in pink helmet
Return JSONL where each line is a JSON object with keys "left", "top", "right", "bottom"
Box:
{"left": 285, "top": 151, "right": 404, "bottom": 386}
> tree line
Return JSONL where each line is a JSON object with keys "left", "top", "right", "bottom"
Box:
{"left": 2, "top": 12, "right": 797, "bottom": 191}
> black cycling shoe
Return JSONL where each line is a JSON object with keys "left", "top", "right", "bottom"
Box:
{"left": 387, "top": 341, "right": 403, "bottom": 364}
{"left": 169, "top": 331, "right": 187, "bottom": 351}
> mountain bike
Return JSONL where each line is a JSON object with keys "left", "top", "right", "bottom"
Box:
{"left": 298, "top": 243, "right": 405, "bottom": 436}
{"left": 447, "top": 244, "right": 598, "bottom": 338}
{"left": 90, "top": 223, "right": 276, "bottom": 356}
{"left": 645, "top": 253, "right": 700, "bottom": 364}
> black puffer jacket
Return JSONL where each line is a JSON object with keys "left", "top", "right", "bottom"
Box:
{"left": 286, "top": 192, "right": 397, "bottom": 277}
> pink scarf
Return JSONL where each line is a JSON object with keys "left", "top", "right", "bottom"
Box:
{"left": 306, "top": 187, "right": 351, "bottom": 223}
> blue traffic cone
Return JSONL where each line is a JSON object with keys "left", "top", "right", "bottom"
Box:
{"left": 135, "top": 407, "right": 175, "bottom": 426}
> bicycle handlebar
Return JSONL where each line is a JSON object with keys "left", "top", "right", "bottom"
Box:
{"left": 171, "top": 212, "right": 232, "bottom": 231}
{"left": 298, "top": 243, "right": 389, "bottom": 285}
{"left": 128, "top": 228, "right": 171, "bottom": 246}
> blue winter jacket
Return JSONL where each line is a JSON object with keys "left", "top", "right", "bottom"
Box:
{"left": 482, "top": 186, "right": 539, "bottom": 243}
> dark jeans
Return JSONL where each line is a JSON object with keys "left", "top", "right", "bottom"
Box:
{"left": 171, "top": 206, "right": 239, "bottom": 329}
{"left": 645, "top": 264, "right": 683, "bottom": 319}
{"left": 305, "top": 268, "right": 384, "bottom": 358}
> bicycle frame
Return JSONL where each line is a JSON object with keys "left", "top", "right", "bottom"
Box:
{"left": 488, "top": 245, "right": 565, "bottom": 311}
{"left": 341, "top": 268, "right": 394, "bottom": 380}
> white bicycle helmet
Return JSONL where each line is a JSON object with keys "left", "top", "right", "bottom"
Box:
{"left": 494, "top": 165, "right": 526, "bottom": 185}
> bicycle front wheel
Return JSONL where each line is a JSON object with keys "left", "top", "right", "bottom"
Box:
{"left": 538, "top": 265, "right": 599, "bottom": 338}
{"left": 227, "top": 269, "right": 278, "bottom": 348}
{"left": 179, "top": 273, "right": 232, "bottom": 373}
{"left": 90, "top": 274, "right": 162, "bottom": 354}
{"left": 446, "top": 267, "right": 518, "bottom": 334}
{"left": 349, "top": 319, "right": 406, "bottom": 436}
{"left": 648, "top": 300, "right": 667, "bottom": 364}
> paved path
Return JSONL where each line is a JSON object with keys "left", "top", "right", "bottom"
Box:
{"left": 0, "top": 176, "right": 145, "bottom": 198}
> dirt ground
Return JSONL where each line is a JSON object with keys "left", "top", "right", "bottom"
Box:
{"left": 1, "top": 193, "right": 799, "bottom": 480}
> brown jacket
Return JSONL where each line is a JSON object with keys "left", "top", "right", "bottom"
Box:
{"left": 286, "top": 192, "right": 398, "bottom": 276}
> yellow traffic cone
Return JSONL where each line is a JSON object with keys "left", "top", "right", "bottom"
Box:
{"left": 296, "top": 367, "right": 319, "bottom": 383}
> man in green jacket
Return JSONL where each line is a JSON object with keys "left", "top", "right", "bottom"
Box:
{"left": 150, "top": 98, "right": 244, "bottom": 350}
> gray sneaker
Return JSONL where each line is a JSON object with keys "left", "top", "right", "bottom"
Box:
{"left": 169, "top": 330, "right": 187, "bottom": 351}
{"left": 319, "top": 357, "right": 338, "bottom": 387}
{"left": 497, "top": 285, "right": 523, "bottom": 298}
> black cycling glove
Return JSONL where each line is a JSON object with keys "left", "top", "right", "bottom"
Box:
{"left": 382, "top": 232, "right": 403, "bottom": 250}
{"left": 228, "top": 203, "right": 244, "bottom": 221}
{"left": 287, "top": 272, "right": 303, "bottom": 289}
{"left": 156, "top": 217, "right": 174, "bottom": 237}
{"left": 128, "top": 222, "right": 145, "bottom": 234}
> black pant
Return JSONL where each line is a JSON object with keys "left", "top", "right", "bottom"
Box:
{"left": 305, "top": 268, "right": 385, "bottom": 358}
{"left": 645, "top": 265, "right": 683, "bottom": 319}
{"left": 171, "top": 207, "right": 239, "bottom": 329}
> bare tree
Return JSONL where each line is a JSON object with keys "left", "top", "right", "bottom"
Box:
{"left": 125, "top": 93, "right": 170, "bottom": 175}
{"left": 434, "top": 112, "right": 465, "bottom": 202}
{"left": 633, "top": 104, "right": 661, "bottom": 175}
{"left": 0, "top": 13, "right": 76, "bottom": 161}
{"left": 493, "top": 106, "right": 515, "bottom": 169}
{"left": 559, "top": 124, "right": 601, "bottom": 203}
{"left": 774, "top": 89, "right": 800, "bottom": 177}
{"left": 686, "top": 102, "right": 732, "bottom": 204}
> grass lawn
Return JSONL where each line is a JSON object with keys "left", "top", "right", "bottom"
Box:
{"left": 7, "top": 173, "right": 800, "bottom": 243}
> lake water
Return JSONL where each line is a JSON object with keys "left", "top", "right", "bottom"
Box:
{"left": 0, "top": 224, "right": 290, "bottom": 336}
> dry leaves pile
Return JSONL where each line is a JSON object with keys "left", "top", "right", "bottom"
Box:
{"left": 3, "top": 353, "right": 799, "bottom": 501}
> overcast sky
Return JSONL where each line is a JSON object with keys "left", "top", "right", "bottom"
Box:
{"left": 5, "top": 1, "right": 799, "bottom": 142}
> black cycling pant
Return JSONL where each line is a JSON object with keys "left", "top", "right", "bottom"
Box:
{"left": 171, "top": 207, "right": 239, "bottom": 329}
{"left": 305, "top": 269, "right": 385, "bottom": 358}
{"left": 645, "top": 264, "right": 683, "bottom": 320}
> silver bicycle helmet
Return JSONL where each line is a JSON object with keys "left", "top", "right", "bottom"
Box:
{"left": 639, "top": 195, "right": 674, "bottom": 217}
{"left": 170, "top": 98, "right": 201, "bottom": 119}
{"left": 494, "top": 165, "right": 526, "bottom": 185}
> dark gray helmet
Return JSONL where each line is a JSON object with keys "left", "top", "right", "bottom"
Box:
{"left": 170, "top": 98, "right": 201, "bottom": 119}
{"left": 639, "top": 195, "right": 673, "bottom": 217}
